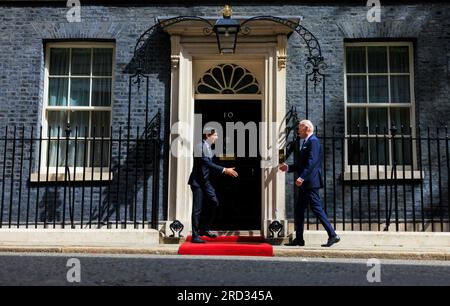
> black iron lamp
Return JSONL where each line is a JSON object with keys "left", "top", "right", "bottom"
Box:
{"left": 213, "top": 5, "right": 240, "bottom": 54}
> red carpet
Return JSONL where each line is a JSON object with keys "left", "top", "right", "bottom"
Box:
{"left": 178, "top": 235, "right": 273, "bottom": 257}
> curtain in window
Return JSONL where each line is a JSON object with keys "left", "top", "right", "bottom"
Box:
{"left": 49, "top": 49, "right": 69, "bottom": 75}
{"left": 92, "top": 79, "right": 111, "bottom": 106}
{"left": 48, "top": 78, "right": 68, "bottom": 106}
{"left": 47, "top": 47, "right": 112, "bottom": 168}
{"left": 93, "top": 49, "right": 113, "bottom": 76}
{"left": 71, "top": 48, "right": 91, "bottom": 76}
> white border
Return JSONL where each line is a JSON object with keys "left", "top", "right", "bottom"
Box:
{"left": 42, "top": 42, "right": 115, "bottom": 175}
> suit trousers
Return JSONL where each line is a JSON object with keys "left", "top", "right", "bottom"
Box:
{"left": 294, "top": 187, "right": 336, "bottom": 240}
{"left": 191, "top": 185, "right": 218, "bottom": 238}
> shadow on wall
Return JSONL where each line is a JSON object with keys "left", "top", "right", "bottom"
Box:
{"left": 123, "top": 27, "right": 171, "bottom": 78}
{"left": 94, "top": 115, "right": 162, "bottom": 226}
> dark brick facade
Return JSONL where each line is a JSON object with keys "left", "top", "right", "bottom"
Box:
{"left": 0, "top": 2, "right": 448, "bottom": 229}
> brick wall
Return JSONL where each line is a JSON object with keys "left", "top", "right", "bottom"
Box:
{"left": 0, "top": 3, "right": 448, "bottom": 227}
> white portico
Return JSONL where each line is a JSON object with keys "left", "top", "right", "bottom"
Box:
{"left": 163, "top": 16, "right": 300, "bottom": 237}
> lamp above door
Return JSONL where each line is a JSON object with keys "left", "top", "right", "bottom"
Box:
{"left": 213, "top": 5, "right": 241, "bottom": 54}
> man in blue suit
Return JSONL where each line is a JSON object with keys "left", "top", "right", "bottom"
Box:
{"left": 188, "top": 128, "right": 238, "bottom": 243}
{"left": 279, "top": 120, "right": 340, "bottom": 247}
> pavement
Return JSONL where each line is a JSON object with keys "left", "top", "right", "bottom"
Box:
{"left": 0, "top": 230, "right": 449, "bottom": 261}
{"left": 0, "top": 243, "right": 449, "bottom": 261}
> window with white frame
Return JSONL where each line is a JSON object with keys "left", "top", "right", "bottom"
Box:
{"left": 44, "top": 43, "right": 114, "bottom": 169}
{"left": 344, "top": 42, "right": 415, "bottom": 168}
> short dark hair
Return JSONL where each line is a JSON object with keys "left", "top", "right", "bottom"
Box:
{"left": 203, "top": 127, "right": 216, "bottom": 139}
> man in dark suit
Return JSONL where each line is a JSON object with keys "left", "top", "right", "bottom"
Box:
{"left": 188, "top": 128, "right": 238, "bottom": 243}
{"left": 279, "top": 120, "right": 340, "bottom": 247}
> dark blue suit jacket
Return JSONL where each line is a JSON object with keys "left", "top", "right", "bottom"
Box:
{"left": 288, "top": 134, "right": 324, "bottom": 189}
{"left": 188, "top": 141, "right": 224, "bottom": 205}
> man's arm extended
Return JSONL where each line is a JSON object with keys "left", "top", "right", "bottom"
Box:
{"left": 200, "top": 155, "right": 238, "bottom": 178}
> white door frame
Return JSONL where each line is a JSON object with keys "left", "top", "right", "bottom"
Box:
{"left": 165, "top": 33, "right": 290, "bottom": 237}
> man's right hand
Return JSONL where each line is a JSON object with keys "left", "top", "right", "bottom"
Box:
{"left": 278, "top": 163, "right": 288, "bottom": 172}
{"left": 224, "top": 167, "right": 239, "bottom": 177}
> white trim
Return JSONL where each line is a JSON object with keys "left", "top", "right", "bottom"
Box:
{"left": 42, "top": 42, "right": 115, "bottom": 173}
{"left": 194, "top": 94, "right": 263, "bottom": 100}
{"left": 166, "top": 37, "right": 288, "bottom": 237}
{"left": 343, "top": 170, "right": 424, "bottom": 181}
{"left": 344, "top": 41, "right": 416, "bottom": 173}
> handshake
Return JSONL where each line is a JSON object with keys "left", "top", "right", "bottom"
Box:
{"left": 278, "top": 163, "right": 304, "bottom": 187}
{"left": 224, "top": 167, "right": 239, "bottom": 178}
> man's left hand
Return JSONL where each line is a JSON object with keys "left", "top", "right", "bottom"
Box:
{"left": 295, "top": 177, "right": 304, "bottom": 187}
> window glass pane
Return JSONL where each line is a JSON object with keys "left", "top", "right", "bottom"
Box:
{"left": 48, "top": 140, "right": 85, "bottom": 167}
{"left": 71, "top": 48, "right": 91, "bottom": 76}
{"left": 391, "top": 75, "right": 410, "bottom": 103}
{"left": 390, "top": 108, "right": 411, "bottom": 133}
{"left": 347, "top": 108, "right": 366, "bottom": 134}
{"left": 47, "top": 111, "right": 68, "bottom": 137}
{"left": 369, "top": 76, "right": 388, "bottom": 103}
{"left": 389, "top": 46, "right": 409, "bottom": 73}
{"left": 197, "top": 84, "right": 219, "bottom": 94}
{"left": 368, "top": 108, "right": 388, "bottom": 134}
{"left": 92, "top": 141, "right": 110, "bottom": 167}
{"left": 93, "top": 48, "right": 113, "bottom": 76}
{"left": 231, "top": 66, "right": 245, "bottom": 86}
{"left": 48, "top": 140, "right": 64, "bottom": 167}
{"left": 348, "top": 138, "right": 368, "bottom": 165}
{"left": 346, "top": 47, "right": 366, "bottom": 73}
{"left": 92, "top": 79, "right": 111, "bottom": 106}
{"left": 69, "top": 111, "right": 89, "bottom": 137}
{"left": 48, "top": 78, "right": 68, "bottom": 106}
{"left": 70, "top": 78, "right": 90, "bottom": 106}
{"left": 91, "top": 111, "right": 111, "bottom": 137}
{"left": 49, "top": 49, "right": 69, "bottom": 75}
{"left": 47, "top": 132, "right": 88, "bottom": 167}
{"left": 368, "top": 46, "right": 388, "bottom": 73}
{"left": 393, "top": 138, "right": 412, "bottom": 165}
{"left": 369, "top": 139, "right": 387, "bottom": 165}
{"left": 347, "top": 76, "right": 367, "bottom": 103}
{"left": 212, "top": 66, "right": 225, "bottom": 88}
{"left": 70, "top": 140, "right": 87, "bottom": 167}
{"left": 223, "top": 64, "right": 233, "bottom": 86}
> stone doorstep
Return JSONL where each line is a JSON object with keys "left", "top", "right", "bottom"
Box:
{"left": 160, "top": 231, "right": 450, "bottom": 249}
{"left": 0, "top": 229, "right": 448, "bottom": 254}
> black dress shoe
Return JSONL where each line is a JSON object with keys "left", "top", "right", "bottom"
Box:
{"left": 285, "top": 238, "right": 305, "bottom": 246}
{"left": 199, "top": 231, "right": 217, "bottom": 238}
{"left": 191, "top": 237, "right": 205, "bottom": 243}
{"left": 321, "top": 235, "right": 340, "bottom": 247}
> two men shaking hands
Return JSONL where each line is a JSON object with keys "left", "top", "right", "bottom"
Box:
{"left": 188, "top": 120, "right": 340, "bottom": 247}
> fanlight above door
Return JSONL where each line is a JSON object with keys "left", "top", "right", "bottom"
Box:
{"left": 196, "top": 64, "right": 261, "bottom": 94}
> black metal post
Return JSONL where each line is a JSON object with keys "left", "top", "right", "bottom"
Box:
{"left": 63, "top": 124, "right": 71, "bottom": 229}
{"left": 385, "top": 124, "right": 398, "bottom": 231}
{"left": 26, "top": 126, "right": 34, "bottom": 228}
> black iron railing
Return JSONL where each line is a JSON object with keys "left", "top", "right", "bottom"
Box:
{"left": 294, "top": 126, "right": 449, "bottom": 232}
{"left": 0, "top": 118, "right": 448, "bottom": 232}
{"left": 0, "top": 112, "right": 162, "bottom": 229}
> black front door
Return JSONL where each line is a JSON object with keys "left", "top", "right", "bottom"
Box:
{"left": 194, "top": 100, "right": 261, "bottom": 230}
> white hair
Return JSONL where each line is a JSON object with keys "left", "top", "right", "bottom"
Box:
{"left": 299, "top": 119, "right": 314, "bottom": 132}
